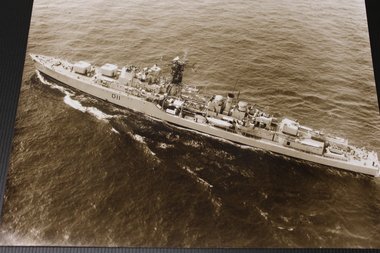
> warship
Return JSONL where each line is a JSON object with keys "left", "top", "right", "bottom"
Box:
{"left": 30, "top": 54, "right": 379, "bottom": 177}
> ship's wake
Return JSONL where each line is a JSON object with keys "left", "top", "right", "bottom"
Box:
{"left": 181, "top": 166, "right": 223, "bottom": 214}
{"left": 35, "top": 70, "right": 116, "bottom": 121}
{"left": 36, "top": 72, "right": 160, "bottom": 163}
{"left": 63, "top": 95, "right": 113, "bottom": 121}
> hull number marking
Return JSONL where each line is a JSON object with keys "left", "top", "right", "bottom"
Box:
{"left": 112, "top": 94, "right": 121, "bottom": 100}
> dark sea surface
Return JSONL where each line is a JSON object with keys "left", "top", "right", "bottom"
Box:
{"left": 1, "top": 0, "right": 380, "bottom": 248}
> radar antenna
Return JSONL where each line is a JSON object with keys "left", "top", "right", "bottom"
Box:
{"left": 171, "top": 56, "right": 186, "bottom": 84}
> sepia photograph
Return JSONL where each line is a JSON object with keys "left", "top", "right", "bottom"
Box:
{"left": 1, "top": 0, "right": 380, "bottom": 248}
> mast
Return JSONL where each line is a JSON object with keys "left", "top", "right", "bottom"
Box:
{"left": 171, "top": 56, "right": 186, "bottom": 84}
{"left": 168, "top": 56, "right": 186, "bottom": 96}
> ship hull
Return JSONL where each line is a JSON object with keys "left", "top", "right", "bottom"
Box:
{"left": 31, "top": 55, "right": 379, "bottom": 177}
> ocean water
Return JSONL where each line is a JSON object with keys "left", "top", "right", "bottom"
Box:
{"left": 1, "top": 0, "right": 380, "bottom": 248}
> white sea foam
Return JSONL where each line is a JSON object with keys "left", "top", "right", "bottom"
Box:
{"left": 37, "top": 70, "right": 114, "bottom": 121}
{"left": 62, "top": 93, "right": 113, "bottom": 121}
{"left": 256, "top": 207, "right": 269, "bottom": 221}
{"left": 158, "top": 142, "right": 174, "bottom": 149}
{"left": 36, "top": 70, "right": 71, "bottom": 94}
{"left": 129, "top": 133, "right": 157, "bottom": 156}
{"left": 111, "top": 128, "right": 120, "bottom": 134}
{"left": 183, "top": 166, "right": 213, "bottom": 188}
{"left": 181, "top": 166, "right": 222, "bottom": 213}
{"left": 63, "top": 94, "right": 84, "bottom": 112}
{"left": 183, "top": 140, "right": 202, "bottom": 148}
{"left": 197, "top": 176, "right": 213, "bottom": 188}
{"left": 133, "top": 134, "right": 145, "bottom": 143}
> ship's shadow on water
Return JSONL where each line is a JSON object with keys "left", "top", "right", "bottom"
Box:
{"left": 2, "top": 74, "right": 379, "bottom": 247}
